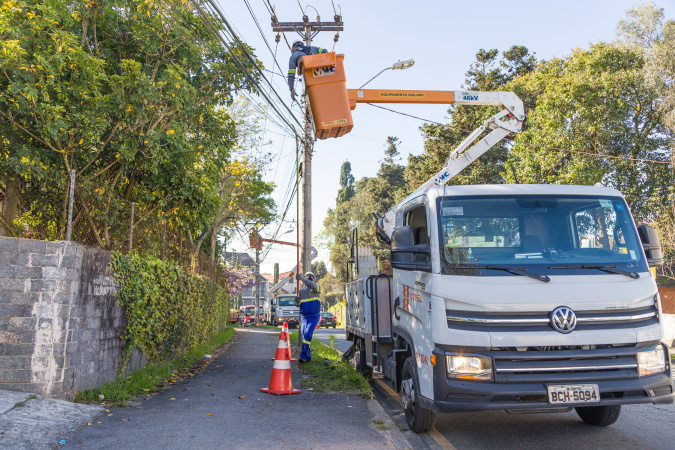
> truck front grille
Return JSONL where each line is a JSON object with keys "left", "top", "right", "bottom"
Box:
{"left": 446, "top": 305, "right": 658, "bottom": 332}
{"left": 492, "top": 346, "right": 640, "bottom": 384}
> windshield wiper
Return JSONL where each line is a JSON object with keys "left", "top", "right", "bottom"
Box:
{"left": 448, "top": 265, "right": 550, "bottom": 282}
{"left": 548, "top": 265, "right": 639, "bottom": 279}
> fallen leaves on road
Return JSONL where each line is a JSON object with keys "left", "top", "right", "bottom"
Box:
{"left": 239, "top": 395, "right": 246, "bottom": 399}
{"left": 120, "top": 419, "right": 129, "bottom": 422}
{"left": 169, "top": 398, "right": 176, "bottom": 401}
{"left": 206, "top": 413, "right": 214, "bottom": 416}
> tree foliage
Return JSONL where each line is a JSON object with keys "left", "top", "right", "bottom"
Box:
{"left": 506, "top": 43, "right": 673, "bottom": 220}
{"left": 0, "top": 0, "right": 272, "bottom": 259}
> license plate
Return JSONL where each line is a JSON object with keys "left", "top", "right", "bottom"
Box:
{"left": 547, "top": 384, "right": 599, "bottom": 405}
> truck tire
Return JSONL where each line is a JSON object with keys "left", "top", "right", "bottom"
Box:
{"left": 575, "top": 405, "right": 621, "bottom": 426}
{"left": 401, "top": 357, "right": 435, "bottom": 433}
{"left": 332, "top": 324, "right": 336, "bottom": 328}
{"left": 354, "top": 337, "right": 373, "bottom": 379}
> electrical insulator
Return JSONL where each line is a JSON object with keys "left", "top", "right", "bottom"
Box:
{"left": 302, "top": 15, "right": 308, "bottom": 23}
{"left": 275, "top": 33, "right": 280, "bottom": 43}
{"left": 334, "top": 14, "right": 341, "bottom": 22}
{"left": 271, "top": 15, "right": 277, "bottom": 24}
{"left": 334, "top": 32, "right": 339, "bottom": 43}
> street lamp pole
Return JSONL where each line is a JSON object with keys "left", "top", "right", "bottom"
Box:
{"left": 358, "top": 58, "right": 415, "bottom": 89}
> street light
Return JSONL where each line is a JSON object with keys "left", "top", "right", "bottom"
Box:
{"left": 359, "top": 58, "right": 415, "bottom": 89}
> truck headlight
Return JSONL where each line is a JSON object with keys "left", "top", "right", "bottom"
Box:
{"left": 637, "top": 345, "right": 667, "bottom": 377}
{"left": 446, "top": 354, "right": 493, "bottom": 381}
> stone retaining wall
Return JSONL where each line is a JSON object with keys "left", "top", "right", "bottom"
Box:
{"left": 0, "top": 237, "right": 143, "bottom": 399}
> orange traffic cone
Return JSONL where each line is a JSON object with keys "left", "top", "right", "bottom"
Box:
{"left": 261, "top": 324, "right": 301, "bottom": 395}
{"left": 270, "top": 322, "right": 297, "bottom": 362}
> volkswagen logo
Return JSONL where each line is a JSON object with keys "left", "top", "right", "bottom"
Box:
{"left": 549, "top": 306, "right": 577, "bottom": 334}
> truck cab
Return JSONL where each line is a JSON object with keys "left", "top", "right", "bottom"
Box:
{"left": 264, "top": 294, "right": 300, "bottom": 328}
{"left": 347, "top": 183, "right": 672, "bottom": 432}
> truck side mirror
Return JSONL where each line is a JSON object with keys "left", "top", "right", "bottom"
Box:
{"left": 390, "top": 226, "right": 432, "bottom": 272}
{"left": 637, "top": 224, "right": 664, "bottom": 267}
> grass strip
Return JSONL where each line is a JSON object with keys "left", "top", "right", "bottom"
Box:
{"left": 289, "top": 331, "right": 372, "bottom": 398}
{"left": 75, "top": 327, "right": 236, "bottom": 406}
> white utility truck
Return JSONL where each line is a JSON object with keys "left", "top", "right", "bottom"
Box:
{"left": 264, "top": 293, "right": 300, "bottom": 328}
{"left": 342, "top": 90, "right": 673, "bottom": 433}
{"left": 263, "top": 247, "right": 317, "bottom": 328}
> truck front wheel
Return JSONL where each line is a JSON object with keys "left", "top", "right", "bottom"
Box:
{"left": 575, "top": 405, "right": 621, "bottom": 426}
{"left": 401, "top": 357, "right": 436, "bottom": 433}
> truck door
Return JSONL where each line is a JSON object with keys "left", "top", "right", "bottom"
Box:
{"left": 395, "top": 201, "right": 435, "bottom": 398}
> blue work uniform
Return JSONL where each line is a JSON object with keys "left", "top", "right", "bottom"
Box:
{"left": 296, "top": 274, "right": 321, "bottom": 361}
{"left": 288, "top": 45, "right": 327, "bottom": 92}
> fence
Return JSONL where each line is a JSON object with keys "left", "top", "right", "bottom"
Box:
{"left": 0, "top": 166, "right": 232, "bottom": 286}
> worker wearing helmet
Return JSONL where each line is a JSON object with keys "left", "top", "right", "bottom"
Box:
{"left": 291, "top": 271, "right": 321, "bottom": 362}
{"left": 288, "top": 40, "right": 327, "bottom": 100}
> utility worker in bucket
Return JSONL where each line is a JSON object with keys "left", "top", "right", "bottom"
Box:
{"left": 288, "top": 40, "right": 327, "bottom": 100}
{"left": 291, "top": 271, "right": 321, "bottom": 362}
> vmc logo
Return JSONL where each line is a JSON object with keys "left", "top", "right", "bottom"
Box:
{"left": 312, "top": 66, "right": 336, "bottom": 77}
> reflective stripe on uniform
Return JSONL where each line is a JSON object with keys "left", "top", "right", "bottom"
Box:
{"left": 288, "top": 69, "right": 296, "bottom": 73}
{"left": 300, "top": 297, "right": 320, "bottom": 303}
{"left": 318, "top": 48, "right": 324, "bottom": 54}
{"left": 303, "top": 339, "right": 311, "bottom": 345}
{"left": 272, "top": 359, "right": 291, "bottom": 370}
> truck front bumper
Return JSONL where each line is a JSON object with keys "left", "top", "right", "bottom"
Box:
{"left": 274, "top": 318, "right": 298, "bottom": 327}
{"left": 427, "top": 344, "right": 674, "bottom": 413}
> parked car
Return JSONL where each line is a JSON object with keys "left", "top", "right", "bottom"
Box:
{"left": 319, "top": 312, "right": 337, "bottom": 328}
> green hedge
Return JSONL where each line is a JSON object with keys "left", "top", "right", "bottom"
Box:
{"left": 110, "top": 253, "right": 230, "bottom": 367}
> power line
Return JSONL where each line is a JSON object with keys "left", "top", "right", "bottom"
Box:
{"left": 366, "top": 103, "right": 674, "bottom": 166}
{"left": 191, "top": 0, "right": 302, "bottom": 135}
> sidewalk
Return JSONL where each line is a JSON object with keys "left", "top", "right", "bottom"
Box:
{"left": 3, "top": 327, "right": 408, "bottom": 449}
{"left": 0, "top": 390, "right": 102, "bottom": 449}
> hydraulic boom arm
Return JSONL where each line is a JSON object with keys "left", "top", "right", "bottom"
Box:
{"left": 367, "top": 90, "right": 525, "bottom": 242}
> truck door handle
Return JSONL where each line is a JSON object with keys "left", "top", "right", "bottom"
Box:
{"left": 394, "top": 296, "right": 401, "bottom": 320}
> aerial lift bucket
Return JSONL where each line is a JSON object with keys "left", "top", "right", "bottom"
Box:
{"left": 300, "top": 52, "right": 353, "bottom": 139}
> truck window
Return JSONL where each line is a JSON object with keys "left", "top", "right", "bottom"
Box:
{"left": 277, "top": 297, "right": 296, "bottom": 307}
{"left": 405, "top": 205, "right": 429, "bottom": 261}
{"left": 438, "top": 195, "right": 647, "bottom": 275}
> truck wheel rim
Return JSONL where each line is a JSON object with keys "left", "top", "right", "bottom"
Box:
{"left": 401, "top": 378, "right": 415, "bottom": 413}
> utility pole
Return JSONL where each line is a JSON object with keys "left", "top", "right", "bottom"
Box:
{"left": 272, "top": 11, "right": 343, "bottom": 347}
{"left": 254, "top": 224, "right": 260, "bottom": 326}
{"left": 271, "top": 13, "right": 343, "bottom": 277}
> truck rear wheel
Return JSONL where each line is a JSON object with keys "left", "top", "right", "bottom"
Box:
{"left": 401, "top": 357, "right": 435, "bottom": 433}
{"left": 575, "top": 405, "right": 621, "bottom": 426}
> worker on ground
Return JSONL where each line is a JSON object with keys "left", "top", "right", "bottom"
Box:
{"left": 288, "top": 40, "right": 327, "bottom": 100}
{"left": 291, "top": 271, "right": 321, "bottom": 362}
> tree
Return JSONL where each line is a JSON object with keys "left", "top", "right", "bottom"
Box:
{"left": 311, "top": 260, "right": 328, "bottom": 281}
{"left": 336, "top": 160, "right": 355, "bottom": 206}
{"left": 506, "top": 42, "right": 673, "bottom": 220}
{"left": 0, "top": 0, "right": 261, "bottom": 245}
{"left": 616, "top": 2, "right": 675, "bottom": 138}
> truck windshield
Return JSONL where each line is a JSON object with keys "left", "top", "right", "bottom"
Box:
{"left": 437, "top": 195, "right": 648, "bottom": 276}
{"left": 277, "top": 297, "right": 296, "bottom": 307}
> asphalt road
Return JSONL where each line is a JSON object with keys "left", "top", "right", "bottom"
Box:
{"left": 312, "top": 327, "right": 351, "bottom": 353}
{"left": 307, "top": 327, "right": 675, "bottom": 449}
{"left": 66, "top": 328, "right": 404, "bottom": 449}
{"left": 432, "top": 402, "right": 675, "bottom": 449}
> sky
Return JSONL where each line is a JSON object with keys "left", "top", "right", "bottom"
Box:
{"left": 219, "top": 0, "right": 674, "bottom": 276}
